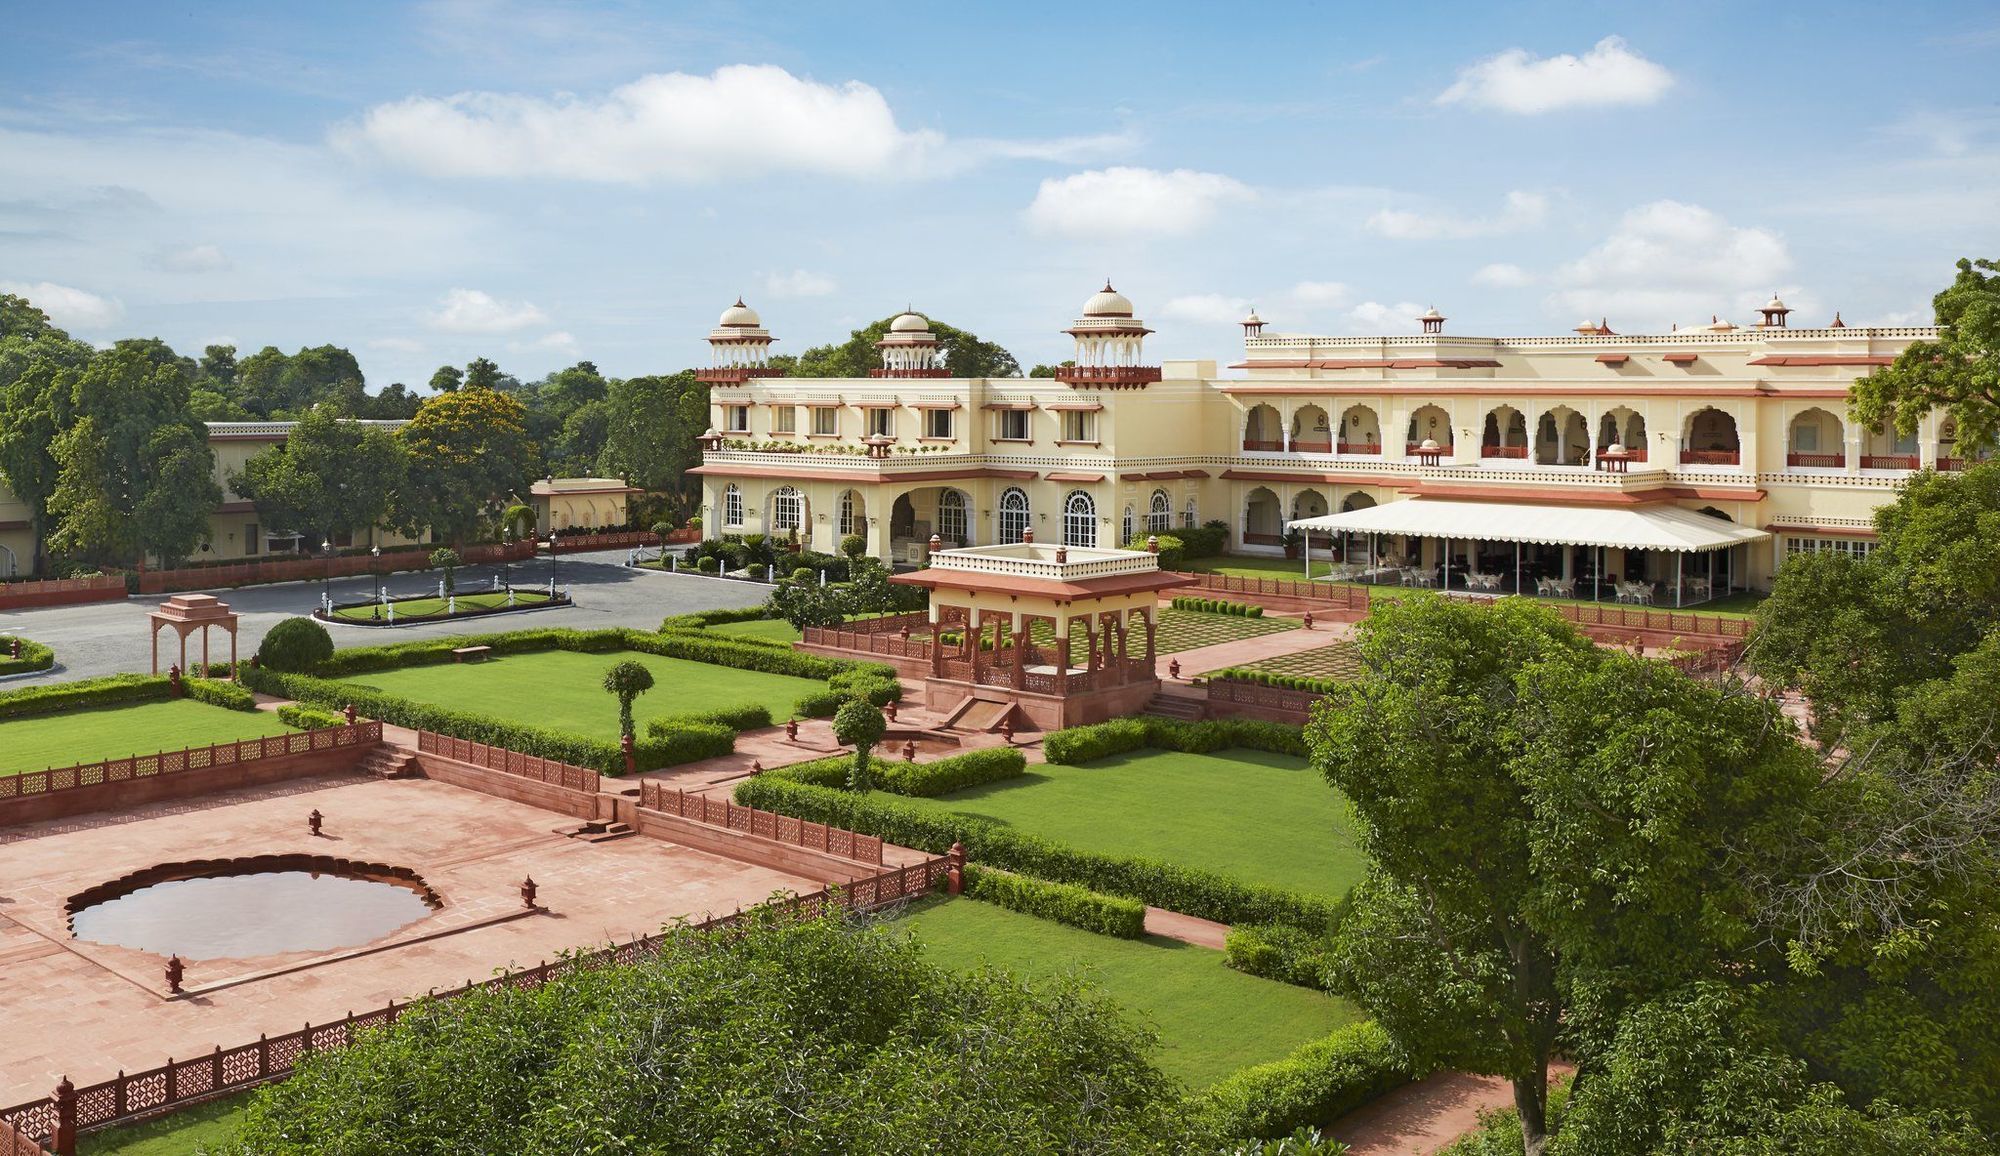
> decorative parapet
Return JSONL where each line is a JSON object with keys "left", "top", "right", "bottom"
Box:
{"left": 926, "top": 542, "right": 1160, "bottom": 582}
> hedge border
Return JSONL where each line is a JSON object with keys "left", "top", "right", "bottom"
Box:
{"left": 1211, "top": 668, "right": 1344, "bottom": 696}
{"left": 762, "top": 747, "right": 1027, "bottom": 799}
{"left": 0, "top": 674, "right": 170, "bottom": 721}
{"left": 1041, "top": 716, "right": 1306, "bottom": 765}
{"left": 1192, "top": 1021, "right": 1419, "bottom": 1142}
{"left": 961, "top": 865, "right": 1146, "bottom": 939}
{"left": 1223, "top": 922, "right": 1337, "bottom": 991}
{"left": 0, "top": 636, "right": 56, "bottom": 677}
{"left": 1172, "top": 596, "right": 1265, "bottom": 618}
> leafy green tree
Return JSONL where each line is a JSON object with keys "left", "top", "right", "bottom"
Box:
{"left": 1850, "top": 257, "right": 2000, "bottom": 453}
{"left": 396, "top": 387, "right": 533, "bottom": 545}
{"left": 464, "top": 356, "right": 503, "bottom": 391}
{"left": 1310, "top": 595, "right": 1820, "bottom": 1156}
{"left": 429, "top": 546, "right": 463, "bottom": 595}
{"left": 367, "top": 381, "right": 423, "bottom": 419}
{"left": 600, "top": 371, "right": 705, "bottom": 495}
{"left": 231, "top": 406, "right": 408, "bottom": 550}
{"left": 766, "top": 575, "right": 847, "bottom": 631}
{"left": 790, "top": 315, "right": 1021, "bottom": 379}
{"left": 0, "top": 294, "right": 92, "bottom": 573}
{"left": 196, "top": 343, "right": 238, "bottom": 389}
{"left": 1029, "top": 360, "right": 1076, "bottom": 378}
{"left": 230, "top": 344, "right": 366, "bottom": 418}
{"left": 554, "top": 398, "right": 611, "bottom": 475}
{"left": 224, "top": 913, "right": 1198, "bottom": 1154}
{"left": 133, "top": 424, "right": 223, "bottom": 566}
{"left": 601, "top": 659, "right": 654, "bottom": 740}
{"left": 833, "top": 697, "right": 886, "bottom": 791}
{"left": 428, "top": 364, "right": 463, "bottom": 393}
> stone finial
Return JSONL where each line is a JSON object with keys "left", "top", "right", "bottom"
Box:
{"left": 1054, "top": 545, "right": 1067, "bottom": 563}
{"left": 521, "top": 876, "right": 539, "bottom": 910}
{"left": 164, "top": 954, "right": 186, "bottom": 994}
{"left": 1146, "top": 535, "right": 1159, "bottom": 554}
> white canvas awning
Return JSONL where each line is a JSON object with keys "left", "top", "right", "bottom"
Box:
{"left": 1287, "top": 499, "right": 1768, "bottom": 553}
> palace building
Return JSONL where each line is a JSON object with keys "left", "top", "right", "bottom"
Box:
{"left": 690, "top": 287, "right": 1977, "bottom": 597}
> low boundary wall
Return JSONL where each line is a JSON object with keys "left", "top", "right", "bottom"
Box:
{"left": 0, "top": 577, "right": 124, "bottom": 611}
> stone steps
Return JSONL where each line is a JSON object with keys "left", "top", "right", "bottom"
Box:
{"left": 357, "top": 746, "right": 418, "bottom": 779}
{"left": 1141, "top": 694, "right": 1205, "bottom": 721}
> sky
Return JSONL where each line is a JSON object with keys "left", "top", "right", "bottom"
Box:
{"left": 1, "top": 0, "right": 1997, "bottom": 389}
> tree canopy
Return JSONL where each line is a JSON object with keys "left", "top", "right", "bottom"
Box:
{"left": 1850, "top": 256, "right": 2000, "bottom": 453}
{"left": 396, "top": 387, "right": 533, "bottom": 546}
{"left": 224, "top": 912, "right": 1202, "bottom": 1155}
{"left": 231, "top": 405, "right": 408, "bottom": 550}
{"left": 790, "top": 315, "right": 1021, "bottom": 379}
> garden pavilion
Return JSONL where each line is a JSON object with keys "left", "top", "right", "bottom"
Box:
{"left": 889, "top": 535, "right": 1191, "bottom": 729}
{"left": 1285, "top": 499, "right": 1769, "bottom": 608}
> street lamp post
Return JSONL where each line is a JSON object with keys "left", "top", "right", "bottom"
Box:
{"left": 501, "top": 529, "right": 512, "bottom": 593}
{"left": 549, "top": 533, "right": 559, "bottom": 598}
{"left": 370, "top": 544, "right": 382, "bottom": 620}
{"left": 321, "top": 539, "right": 333, "bottom": 613}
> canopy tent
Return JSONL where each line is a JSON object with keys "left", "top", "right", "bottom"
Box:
{"left": 1284, "top": 498, "right": 1768, "bottom": 608}
{"left": 1286, "top": 499, "right": 1767, "bottom": 553}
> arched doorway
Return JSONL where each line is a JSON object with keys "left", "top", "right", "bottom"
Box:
{"left": 998, "top": 487, "right": 1030, "bottom": 543}
{"left": 1786, "top": 408, "right": 1844, "bottom": 468}
{"left": 1291, "top": 405, "right": 1333, "bottom": 453}
{"left": 1598, "top": 407, "right": 1648, "bottom": 461}
{"left": 1337, "top": 405, "right": 1382, "bottom": 454}
{"left": 1242, "top": 487, "right": 1282, "bottom": 546}
{"left": 1407, "top": 405, "right": 1452, "bottom": 454}
{"left": 1861, "top": 421, "right": 1919, "bottom": 470}
{"left": 1535, "top": 407, "right": 1589, "bottom": 466}
{"left": 1682, "top": 408, "right": 1741, "bottom": 466}
{"left": 836, "top": 489, "right": 867, "bottom": 538}
{"left": 1149, "top": 489, "right": 1172, "bottom": 533}
{"left": 1482, "top": 406, "right": 1527, "bottom": 459}
{"left": 1243, "top": 405, "right": 1282, "bottom": 451}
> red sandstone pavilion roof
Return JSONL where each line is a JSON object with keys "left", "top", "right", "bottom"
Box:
{"left": 889, "top": 542, "right": 1194, "bottom": 601}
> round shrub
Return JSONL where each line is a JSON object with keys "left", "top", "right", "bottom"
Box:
{"left": 258, "top": 616, "right": 334, "bottom": 673}
{"left": 839, "top": 533, "right": 867, "bottom": 559}
{"left": 696, "top": 555, "right": 719, "bottom": 573}
{"left": 793, "top": 566, "right": 815, "bottom": 581}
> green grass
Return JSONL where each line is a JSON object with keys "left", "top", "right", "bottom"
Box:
{"left": 1185, "top": 555, "right": 1331, "bottom": 580}
{"left": 899, "top": 747, "right": 1365, "bottom": 898}
{"left": 79, "top": 1094, "right": 249, "bottom": 1155}
{"left": 707, "top": 618, "right": 804, "bottom": 643}
{"left": 1230, "top": 641, "right": 1364, "bottom": 682}
{"left": 897, "top": 898, "right": 1361, "bottom": 1087}
{"left": 339, "top": 649, "right": 826, "bottom": 739}
{"left": 327, "top": 589, "right": 555, "bottom": 622}
{"left": 1, "top": 700, "right": 298, "bottom": 776}
{"left": 1154, "top": 607, "right": 1300, "bottom": 653}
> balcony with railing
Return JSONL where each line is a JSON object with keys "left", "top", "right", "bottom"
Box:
{"left": 1785, "top": 452, "right": 1844, "bottom": 468}
{"left": 1334, "top": 440, "right": 1381, "bottom": 455}
{"left": 1480, "top": 444, "right": 1529, "bottom": 459}
{"left": 1680, "top": 449, "right": 1741, "bottom": 466}
{"left": 1860, "top": 454, "right": 1919, "bottom": 470}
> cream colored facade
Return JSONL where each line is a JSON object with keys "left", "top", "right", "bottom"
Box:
{"left": 692, "top": 292, "right": 1973, "bottom": 591}
{"left": 527, "top": 477, "right": 640, "bottom": 533}
{"left": 202, "top": 420, "right": 423, "bottom": 560}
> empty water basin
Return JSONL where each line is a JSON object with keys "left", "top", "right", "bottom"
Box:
{"left": 68, "top": 855, "right": 441, "bottom": 960}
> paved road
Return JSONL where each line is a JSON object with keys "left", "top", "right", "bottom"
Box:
{"left": 0, "top": 550, "right": 770, "bottom": 685}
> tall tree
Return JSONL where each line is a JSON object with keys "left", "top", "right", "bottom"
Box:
{"left": 396, "top": 387, "right": 532, "bottom": 545}
{"left": 428, "top": 364, "right": 463, "bottom": 393}
{"left": 0, "top": 294, "right": 92, "bottom": 573}
{"left": 599, "top": 371, "right": 705, "bottom": 498}
{"left": 463, "top": 356, "right": 503, "bottom": 391}
{"left": 789, "top": 315, "right": 1021, "bottom": 378}
{"left": 231, "top": 405, "right": 408, "bottom": 549}
{"left": 366, "top": 382, "right": 424, "bottom": 420}
{"left": 1850, "top": 256, "right": 2000, "bottom": 453}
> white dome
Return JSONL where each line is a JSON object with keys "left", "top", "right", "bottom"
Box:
{"left": 889, "top": 311, "right": 930, "bottom": 333}
{"left": 718, "top": 298, "right": 760, "bottom": 327}
{"left": 1764, "top": 293, "right": 1787, "bottom": 310}
{"left": 1083, "top": 281, "right": 1134, "bottom": 317}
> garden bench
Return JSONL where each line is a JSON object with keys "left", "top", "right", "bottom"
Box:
{"left": 451, "top": 645, "right": 493, "bottom": 663}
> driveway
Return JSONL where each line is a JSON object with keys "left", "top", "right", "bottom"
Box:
{"left": 0, "top": 550, "right": 770, "bottom": 684}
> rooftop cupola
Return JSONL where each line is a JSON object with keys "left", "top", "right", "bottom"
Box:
{"left": 1418, "top": 305, "right": 1446, "bottom": 334}
{"left": 1056, "top": 281, "right": 1160, "bottom": 388}
{"left": 1756, "top": 293, "right": 1792, "bottom": 329}
{"left": 1241, "top": 307, "right": 1265, "bottom": 338}
{"left": 873, "top": 309, "right": 948, "bottom": 378}
{"left": 697, "top": 298, "right": 782, "bottom": 383}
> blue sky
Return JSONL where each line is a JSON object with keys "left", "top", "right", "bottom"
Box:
{"left": 2, "top": 0, "right": 1996, "bottom": 388}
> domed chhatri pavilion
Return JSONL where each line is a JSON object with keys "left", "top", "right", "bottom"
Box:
{"left": 688, "top": 282, "right": 1962, "bottom": 595}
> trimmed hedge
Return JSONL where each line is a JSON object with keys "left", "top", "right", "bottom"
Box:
{"left": 1192, "top": 1021, "right": 1418, "bottom": 1142}
{"left": 277, "top": 704, "right": 347, "bottom": 730}
{"left": 308, "top": 626, "right": 861, "bottom": 683}
{"left": 1177, "top": 523, "right": 1229, "bottom": 559}
{"left": 183, "top": 678, "right": 257, "bottom": 712}
{"left": 733, "top": 774, "right": 1338, "bottom": 929}
{"left": 760, "top": 747, "right": 1026, "bottom": 799}
{"left": 962, "top": 865, "right": 1147, "bottom": 939}
{"left": 1224, "top": 922, "right": 1337, "bottom": 991}
{"left": 1172, "top": 596, "right": 1265, "bottom": 618}
{"left": 658, "top": 606, "right": 776, "bottom": 633}
{"left": 649, "top": 703, "right": 774, "bottom": 734}
{"left": 0, "top": 636, "right": 55, "bottom": 676}
{"left": 1212, "top": 668, "right": 1344, "bottom": 696}
{"left": 1042, "top": 717, "right": 1307, "bottom": 765}
{"left": 239, "top": 666, "right": 733, "bottom": 776}
{"left": 0, "top": 674, "right": 168, "bottom": 721}
{"left": 257, "top": 616, "right": 334, "bottom": 672}
{"left": 879, "top": 747, "right": 1025, "bottom": 797}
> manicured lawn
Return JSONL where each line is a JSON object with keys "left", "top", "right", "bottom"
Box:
{"left": 707, "top": 618, "right": 804, "bottom": 643}
{"left": 80, "top": 1094, "right": 249, "bottom": 1155}
{"left": 1232, "top": 641, "right": 1363, "bottom": 682}
{"left": 900, "top": 747, "right": 1365, "bottom": 898}
{"left": 1, "top": 700, "right": 298, "bottom": 776}
{"left": 340, "top": 649, "right": 826, "bottom": 738}
{"left": 1185, "top": 554, "right": 1331, "bottom": 580}
{"left": 1154, "top": 607, "right": 1300, "bottom": 653}
{"left": 327, "top": 589, "right": 556, "bottom": 622}
{"left": 897, "top": 898, "right": 1361, "bottom": 1087}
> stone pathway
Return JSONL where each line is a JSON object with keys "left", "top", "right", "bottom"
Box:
{"left": 1331, "top": 1064, "right": 1573, "bottom": 1156}
{"left": 1142, "top": 906, "right": 1228, "bottom": 949}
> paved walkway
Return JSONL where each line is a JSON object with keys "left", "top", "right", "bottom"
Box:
{"left": 1142, "top": 906, "right": 1228, "bottom": 949}
{"left": 1332, "top": 1064, "right": 1574, "bottom": 1155}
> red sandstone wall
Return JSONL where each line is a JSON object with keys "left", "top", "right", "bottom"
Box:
{"left": 411, "top": 753, "right": 605, "bottom": 820}
{"left": 0, "top": 745, "right": 378, "bottom": 828}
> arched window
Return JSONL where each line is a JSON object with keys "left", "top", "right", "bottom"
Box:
{"left": 1182, "top": 495, "right": 1198, "bottom": 529}
{"left": 770, "top": 486, "right": 803, "bottom": 532}
{"left": 837, "top": 490, "right": 863, "bottom": 536}
{"left": 1121, "top": 504, "right": 1135, "bottom": 544}
{"left": 722, "top": 484, "right": 744, "bottom": 527}
{"left": 999, "top": 487, "right": 1030, "bottom": 543}
{"left": 1149, "top": 489, "right": 1172, "bottom": 532}
{"left": 939, "top": 490, "right": 968, "bottom": 544}
{"left": 1064, "top": 490, "right": 1097, "bottom": 548}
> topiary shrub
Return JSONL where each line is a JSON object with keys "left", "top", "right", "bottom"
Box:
{"left": 183, "top": 677, "right": 257, "bottom": 712}
{"left": 839, "top": 533, "right": 867, "bottom": 559}
{"left": 0, "top": 636, "right": 56, "bottom": 676}
{"left": 277, "top": 703, "right": 348, "bottom": 730}
{"left": 833, "top": 698, "right": 887, "bottom": 791}
{"left": 1171, "top": 596, "right": 1264, "bottom": 618}
{"left": 258, "top": 617, "right": 335, "bottom": 673}
{"left": 876, "top": 747, "right": 1026, "bottom": 797}
{"left": 696, "top": 555, "right": 719, "bottom": 573}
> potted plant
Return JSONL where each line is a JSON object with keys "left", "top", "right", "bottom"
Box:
{"left": 1281, "top": 529, "right": 1304, "bottom": 560}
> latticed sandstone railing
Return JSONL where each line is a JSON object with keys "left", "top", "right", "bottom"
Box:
{"left": 0, "top": 1113, "right": 47, "bottom": 1156}
{"left": 639, "top": 782, "right": 885, "bottom": 865}
{"left": 1549, "top": 602, "right": 1751, "bottom": 639}
{"left": 1174, "top": 571, "right": 1371, "bottom": 611}
{"left": 0, "top": 857, "right": 947, "bottom": 1155}
{"left": 800, "top": 626, "right": 933, "bottom": 660}
{"left": 0, "top": 723, "right": 382, "bottom": 805}
{"left": 549, "top": 529, "right": 688, "bottom": 553}
{"left": 134, "top": 542, "right": 536, "bottom": 595}
{"left": 0, "top": 576, "right": 125, "bottom": 611}
{"left": 1206, "top": 678, "right": 1324, "bottom": 718}
{"left": 415, "top": 732, "right": 599, "bottom": 794}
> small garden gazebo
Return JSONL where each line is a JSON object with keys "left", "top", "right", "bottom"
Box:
{"left": 147, "top": 593, "right": 240, "bottom": 678}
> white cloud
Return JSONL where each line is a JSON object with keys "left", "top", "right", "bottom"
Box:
{"left": 1547, "top": 201, "right": 1791, "bottom": 326}
{"left": 763, "top": 269, "right": 837, "bottom": 298}
{"left": 1367, "top": 191, "right": 1548, "bottom": 240}
{"left": 1472, "top": 262, "right": 1534, "bottom": 288}
{"left": 426, "top": 287, "right": 548, "bottom": 332}
{"left": 367, "top": 336, "right": 427, "bottom": 354}
{"left": 336, "top": 64, "right": 1122, "bottom": 183}
{"left": 511, "top": 330, "right": 578, "bottom": 353}
{"left": 0, "top": 280, "right": 124, "bottom": 329}
{"left": 1162, "top": 294, "right": 1255, "bottom": 325}
{"left": 1288, "top": 280, "right": 1352, "bottom": 307}
{"left": 147, "top": 243, "right": 230, "bottom": 273}
{"left": 1436, "top": 36, "right": 1673, "bottom": 115}
{"left": 1024, "top": 167, "right": 1254, "bottom": 238}
{"left": 1345, "top": 301, "right": 1429, "bottom": 334}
